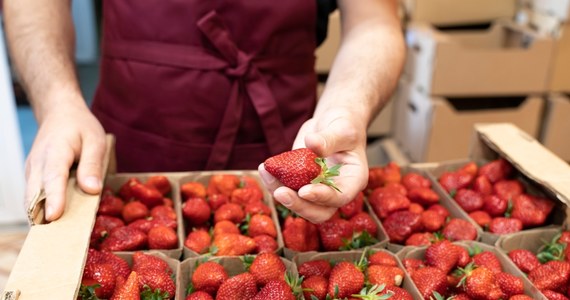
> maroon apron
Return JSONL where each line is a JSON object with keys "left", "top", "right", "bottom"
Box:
{"left": 92, "top": 1, "right": 317, "bottom": 172}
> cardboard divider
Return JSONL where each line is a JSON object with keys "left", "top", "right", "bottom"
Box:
{"left": 293, "top": 249, "right": 422, "bottom": 299}
{"left": 402, "top": 0, "right": 516, "bottom": 26}
{"left": 541, "top": 93, "right": 570, "bottom": 162}
{"left": 179, "top": 171, "right": 284, "bottom": 259}
{"left": 177, "top": 255, "right": 297, "bottom": 299}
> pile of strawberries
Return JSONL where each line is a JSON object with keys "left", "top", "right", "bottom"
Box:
{"left": 438, "top": 159, "right": 555, "bottom": 234}
{"left": 403, "top": 240, "right": 532, "bottom": 299}
{"left": 181, "top": 174, "right": 279, "bottom": 256}
{"left": 79, "top": 250, "right": 175, "bottom": 299}
{"left": 186, "top": 252, "right": 299, "bottom": 300}
{"left": 91, "top": 176, "right": 179, "bottom": 251}
{"left": 278, "top": 192, "right": 380, "bottom": 252}
{"left": 299, "top": 251, "right": 412, "bottom": 300}
{"left": 507, "top": 231, "right": 570, "bottom": 299}
{"left": 367, "top": 163, "right": 478, "bottom": 246}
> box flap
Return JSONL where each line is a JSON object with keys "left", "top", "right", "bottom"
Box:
{"left": 473, "top": 123, "right": 570, "bottom": 206}
{"left": 2, "top": 135, "right": 115, "bottom": 299}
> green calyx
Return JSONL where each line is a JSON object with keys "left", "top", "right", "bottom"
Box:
{"left": 312, "top": 158, "right": 342, "bottom": 193}
{"left": 284, "top": 272, "right": 304, "bottom": 299}
{"left": 351, "top": 284, "right": 393, "bottom": 300}
{"left": 140, "top": 285, "right": 170, "bottom": 300}
{"left": 78, "top": 284, "right": 101, "bottom": 300}
{"left": 340, "top": 231, "right": 379, "bottom": 251}
{"left": 537, "top": 233, "right": 566, "bottom": 263}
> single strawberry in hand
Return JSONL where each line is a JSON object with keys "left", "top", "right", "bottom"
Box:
{"left": 264, "top": 148, "right": 341, "bottom": 192}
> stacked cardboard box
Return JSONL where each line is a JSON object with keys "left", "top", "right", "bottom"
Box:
{"left": 394, "top": 0, "right": 552, "bottom": 163}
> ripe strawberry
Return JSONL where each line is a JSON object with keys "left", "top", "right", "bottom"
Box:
{"left": 253, "top": 234, "right": 278, "bottom": 253}
{"left": 215, "top": 272, "right": 257, "bottom": 300}
{"left": 469, "top": 210, "right": 492, "bottom": 228}
{"left": 478, "top": 159, "right": 513, "bottom": 183}
{"left": 131, "top": 183, "right": 163, "bottom": 208}
{"left": 402, "top": 172, "right": 431, "bottom": 190}
{"left": 207, "top": 194, "right": 229, "bottom": 211}
{"left": 111, "top": 271, "right": 139, "bottom": 300}
{"left": 408, "top": 203, "right": 424, "bottom": 214}
{"left": 252, "top": 280, "right": 295, "bottom": 300}
{"left": 425, "top": 240, "right": 460, "bottom": 274}
{"left": 318, "top": 218, "right": 354, "bottom": 251}
{"left": 244, "top": 201, "right": 271, "bottom": 216}
{"left": 428, "top": 204, "right": 450, "bottom": 219}
{"left": 118, "top": 178, "right": 141, "bottom": 201}
{"left": 181, "top": 182, "right": 207, "bottom": 200}
{"left": 349, "top": 212, "right": 378, "bottom": 236}
{"left": 100, "top": 227, "right": 147, "bottom": 251}
{"left": 541, "top": 290, "right": 569, "bottom": 300}
{"left": 122, "top": 201, "right": 149, "bottom": 224}
{"left": 420, "top": 210, "right": 445, "bottom": 232}
{"left": 460, "top": 162, "right": 478, "bottom": 177}
{"left": 182, "top": 197, "right": 211, "bottom": 226}
{"left": 186, "top": 291, "right": 214, "bottom": 300}
{"left": 532, "top": 195, "right": 555, "bottom": 216}
{"left": 401, "top": 258, "right": 424, "bottom": 274}
{"left": 559, "top": 231, "right": 570, "bottom": 244}
{"left": 150, "top": 205, "right": 177, "bottom": 221}
{"left": 369, "top": 190, "right": 411, "bottom": 219}
{"left": 81, "top": 263, "right": 116, "bottom": 299}
{"left": 384, "top": 286, "right": 413, "bottom": 300}
{"left": 472, "top": 251, "right": 503, "bottom": 274}
{"left": 212, "top": 233, "right": 256, "bottom": 256}
{"left": 384, "top": 182, "right": 408, "bottom": 195}
{"left": 510, "top": 194, "right": 553, "bottom": 228}
{"left": 369, "top": 251, "right": 398, "bottom": 267}
{"left": 302, "top": 275, "right": 328, "bottom": 300}
{"left": 163, "top": 197, "right": 174, "bottom": 207}
{"left": 230, "top": 187, "right": 263, "bottom": 206}
{"left": 240, "top": 175, "right": 263, "bottom": 192}
{"left": 508, "top": 249, "right": 541, "bottom": 273}
{"left": 410, "top": 267, "right": 447, "bottom": 299}
{"left": 264, "top": 148, "right": 341, "bottom": 192}
{"left": 298, "top": 260, "right": 332, "bottom": 279}
{"left": 473, "top": 175, "right": 493, "bottom": 196}
{"left": 483, "top": 195, "right": 508, "bottom": 217}
{"left": 282, "top": 216, "right": 319, "bottom": 252}
{"left": 148, "top": 225, "right": 178, "bottom": 250}
{"left": 454, "top": 189, "right": 484, "bottom": 212}
{"left": 91, "top": 215, "right": 125, "bottom": 248}
{"left": 248, "top": 214, "right": 277, "bottom": 238}
{"left": 132, "top": 252, "right": 173, "bottom": 275}
{"left": 191, "top": 261, "right": 228, "bottom": 295}
{"left": 145, "top": 175, "right": 171, "bottom": 196}
{"left": 339, "top": 192, "right": 364, "bottom": 219}
{"left": 454, "top": 245, "right": 472, "bottom": 268}
{"left": 214, "top": 203, "right": 245, "bottom": 224}
{"left": 489, "top": 217, "right": 523, "bottom": 234}
{"left": 442, "top": 218, "right": 478, "bottom": 241}
{"left": 382, "top": 211, "right": 422, "bottom": 243}
{"left": 207, "top": 174, "right": 240, "bottom": 197}
{"left": 509, "top": 295, "right": 534, "bottom": 300}
{"left": 327, "top": 261, "right": 365, "bottom": 298}
{"left": 367, "top": 265, "right": 404, "bottom": 287}
{"left": 407, "top": 187, "right": 440, "bottom": 206}
{"left": 247, "top": 252, "right": 286, "bottom": 287}
{"left": 461, "top": 265, "right": 502, "bottom": 300}
{"left": 98, "top": 194, "right": 124, "bottom": 217}
{"left": 213, "top": 220, "right": 240, "bottom": 237}
{"left": 528, "top": 261, "right": 570, "bottom": 291}
{"left": 138, "top": 268, "right": 176, "bottom": 299}
{"left": 405, "top": 232, "right": 434, "bottom": 246}
{"left": 496, "top": 272, "right": 524, "bottom": 298}
{"left": 439, "top": 171, "right": 473, "bottom": 193}
{"left": 367, "top": 162, "right": 401, "bottom": 191}
{"left": 494, "top": 180, "right": 524, "bottom": 201}
{"left": 98, "top": 251, "right": 131, "bottom": 280}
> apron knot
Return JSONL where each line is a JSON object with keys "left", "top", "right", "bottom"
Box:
{"left": 225, "top": 52, "right": 251, "bottom": 77}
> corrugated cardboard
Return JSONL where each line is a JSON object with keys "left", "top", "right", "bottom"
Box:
{"left": 2, "top": 136, "right": 116, "bottom": 299}
{"left": 406, "top": 19, "right": 554, "bottom": 96}
{"left": 540, "top": 93, "right": 570, "bottom": 162}
{"left": 397, "top": 82, "right": 543, "bottom": 162}
{"left": 402, "top": 0, "right": 516, "bottom": 26}
{"left": 523, "top": 0, "right": 570, "bottom": 22}
{"left": 549, "top": 24, "right": 570, "bottom": 92}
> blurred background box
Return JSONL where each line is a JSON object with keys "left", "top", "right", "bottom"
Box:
{"left": 549, "top": 24, "right": 570, "bottom": 92}
{"left": 402, "top": 0, "right": 516, "bottom": 26}
{"left": 540, "top": 93, "right": 570, "bottom": 162}
{"left": 315, "top": 10, "right": 340, "bottom": 74}
{"left": 405, "top": 19, "right": 554, "bottom": 96}
{"left": 521, "top": 0, "right": 570, "bottom": 22}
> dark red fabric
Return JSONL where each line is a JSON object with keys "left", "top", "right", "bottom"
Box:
{"left": 91, "top": 1, "right": 317, "bottom": 172}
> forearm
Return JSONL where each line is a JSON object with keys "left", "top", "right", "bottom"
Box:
{"left": 315, "top": 0, "right": 405, "bottom": 132}
{"left": 4, "top": 0, "right": 85, "bottom": 124}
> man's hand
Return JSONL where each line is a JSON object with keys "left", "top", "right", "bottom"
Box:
{"left": 25, "top": 101, "right": 106, "bottom": 221}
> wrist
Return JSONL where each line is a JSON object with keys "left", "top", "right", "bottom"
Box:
{"left": 34, "top": 87, "right": 88, "bottom": 124}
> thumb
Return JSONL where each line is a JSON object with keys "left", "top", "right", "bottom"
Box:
{"left": 304, "top": 117, "right": 359, "bottom": 157}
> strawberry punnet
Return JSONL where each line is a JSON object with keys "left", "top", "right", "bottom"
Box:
{"left": 263, "top": 148, "right": 341, "bottom": 192}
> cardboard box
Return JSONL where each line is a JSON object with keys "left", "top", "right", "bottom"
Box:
{"left": 406, "top": 19, "right": 554, "bottom": 96}
{"left": 402, "top": 0, "right": 516, "bottom": 26}
{"left": 540, "top": 93, "right": 570, "bottom": 162}
{"left": 549, "top": 24, "right": 570, "bottom": 92}
{"left": 396, "top": 83, "right": 544, "bottom": 162}
{"left": 522, "top": 0, "right": 570, "bottom": 22}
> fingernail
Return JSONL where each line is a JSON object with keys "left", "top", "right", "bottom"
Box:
{"left": 84, "top": 176, "right": 101, "bottom": 190}
{"left": 259, "top": 169, "right": 276, "bottom": 185}
{"left": 45, "top": 204, "right": 54, "bottom": 221}
{"left": 278, "top": 192, "right": 293, "bottom": 207}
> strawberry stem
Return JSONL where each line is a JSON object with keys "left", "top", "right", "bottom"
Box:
{"left": 311, "top": 158, "right": 342, "bottom": 193}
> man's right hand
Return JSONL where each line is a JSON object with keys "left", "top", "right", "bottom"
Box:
{"left": 25, "top": 100, "right": 107, "bottom": 222}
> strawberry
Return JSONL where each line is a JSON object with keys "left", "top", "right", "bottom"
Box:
{"left": 559, "top": 231, "right": 570, "bottom": 244}
{"left": 442, "top": 218, "right": 478, "bottom": 241}
{"left": 145, "top": 175, "right": 171, "bottom": 196}
{"left": 207, "top": 174, "right": 240, "bottom": 197}
{"left": 478, "top": 159, "right": 513, "bottom": 183}
{"left": 131, "top": 183, "right": 163, "bottom": 208}
{"left": 302, "top": 275, "right": 328, "bottom": 300}
{"left": 317, "top": 218, "right": 354, "bottom": 251}
{"left": 264, "top": 148, "right": 341, "bottom": 192}
{"left": 215, "top": 272, "right": 257, "bottom": 300}
{"left": 248, "top": 214, "right": 277, "bottom": 238}
{"left": 298, "top": 260, "right": 332, "bottom": 279}
{"left": 213, "top": 220, "right": 240, "bottom": 237}
{"left": 367, "top": 162, "right": 401, "bottom": 191}
{"left": 369, "top": 251, "right": 398, "bottom": 267}
{"left": 509, "top": 295, "right": 534, "bottom": 300}
{"left": 405, "top": 232, "right": 434, "bottom": 246}
{"left": 163, "top": 197, "right": 174, "bottom": 207}
{"left": 122, "top": 201, "right": 149, "bottom": 224}
{"left": 100, "top": 227, "right": 147, "bottom": 251}
{"left": 282, "top": 216, "right": 319, "bottom": 252}
{"left": 214, "top": 203, "right": 245, "bottom": 224}
{"left": 367, "top": 265, "right": 404, "bottom": 287}
{"left": 454, "top": 189, "right": 484, "bottom": 212}
{"left": 99, "top": 251, "right": 131, "bottom": 280}
{"left": 150, "top": 205, "right": 177, "bottom": 221}
{"left": 469, "top": 210, "right": 492, "bottom": 228}
{"left": 349, "top": 212, "right": 378, "bottom": 236}
{"left": 369, "top": 189, "right": 411, "bottom": 219}
{"left": 407, "top": 188, "right": 440, "bottom": 206}
{"left": 384, "top": 286, "right": 413, "bottom": 300}
{"left": 244, "top": 202, "right": 271, "bottom": 216}
{"left": 508, "top": 249, "right": 541, "bottom": 273}
{"left": 420, "top": 210, "right": 445, "bottom": 232}
{"left": 384, "top": 182, "right": 408, "bottom": 195}
{"left": 212, "top": 233, "right": 256, "bottom": 256}
{"left": 240, "top": 176, "right": 263, "bottom": 193}
{"left": 439, "top": 171, "right": 473, "bottom": 194}
{"left": 460, "top": 264, "right": 502, "bottom": 300}
{"left": 183, "top": 197, "right": 211, "bottom": 226}
{"left": 382, "top": 211, "right": 422, "bottom": 243}
{"left": 339, "top": 192, "right": 364, "bottom": 219}
{"left": 132, "top": 252, "right": 173, "bottom": 275}
{"left": 402, "top": 172, "right": 431, "bottom": 190}
{"left": 472, "top": 251, "right": 503, "bottom": 274}
{"left": 489, "top": 217, "right": 523, "bottom": 234}
{"left": 247, "top": 252, "right": 286, "bottom": 287}
{"left": 473, "top": 175, "right": 493, "bottom": 196}
{"left": 181, "top": 182, "right": 207, "bottom": 200}
{"left": 91, "top": 215, "right": 125, "bottom": 248}
{"left": 253, "top": 234, "right": 278, "bottom": 253}
{"left": 454, "top": 245, "right": 472, "bottom": 268}
{"left": 191, "top": 261, "right": 228, "bottom": 295}
{"left": 510, "top": 193, "right": 550, "bottom": 227}
{"left": 208, "top": 194, "right": 229, "bottom": 211}
{"left": 541, "top": 290, "right": 569, "bottom": 300}
{"left": 408, "top": 203, "right": 424, "bottom": 214}
{"left": 138, "top": 268, "right": 176, "bottom": 299}
{"left": 460, "top": 162, "right": 478, "bottom": 177}
{"left": 428, "top": 204, "right": 450, "bottom": 219}
{"left": 425, "top": 240, "right": 460, "bottom": 274}
{"left": 494, "top": 180, "right": 524, "bottom": 201}
{"left": 98, "top": 194, "right": 125, "bottom": 217}
{"left": 118, "top": 178, "right": 141, "bottom": 201}
{"left": 186, "top": 291, "right": 214, "bottom": 300}
{"left": 148, "top": 225, "right": 178, "bottom": 249}
{"left": 496, "top": 272, "right": 524, "bottom": 298}
{"left": 111, "top": 271, "right": 139, "bottom": 300}
{"left": 410, "top": 267, "right": 447, "bottom": 299}
{"left": 81, "top": 263, "right": 116, "bottom": 299}
{"left": 528, "top": 261, "right": 570, "bottom": 291}
{"left": 402, "top": 258, "right": 424, "bottom": 274}
{"left": 327, "top": 261, "right": 365, "bottom": 298}
{"left": 252, "top": 279, "right": 296, "bottom": 300}
{"left": 230, "top": 187, "right": 263, "bottom": 206}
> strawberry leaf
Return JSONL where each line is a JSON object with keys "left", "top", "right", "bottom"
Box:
{"left": 312, "top": 158, "right": 342, "bottom": 193}
{"left": 140, "top": 285, "right": 170, "bottom": 300}
{"left": 78, "top": 284, "right": 101, "bottom": 300}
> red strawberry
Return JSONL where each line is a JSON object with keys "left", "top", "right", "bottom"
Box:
{"left": 248, "top": 214, "right": 277, "bottom": 238}
{"left": 130, "top": 183, "right": 163, "bottom": 208}
{"left": 496, "top": 272, "right": 524, "bottom": 298}
{"left": 81, "top": 263, "right": 116, "bottom": 299}
{"left": 410, "top": 267, "right": 447, "bottom": 299}
{"left": 405, "top": 232, "right": 433, "bottom": 246}
{"left": 454, "top": 245, "right": 472, "bottom": 268}
{"left": 407, "top": 188, "right": 440, "bottom": 206}
{"left": 528, "top": 261, "right": 570, "bottom": 291}
{"left": 91, "top": 215, "right": 125, "bottom": 248}
{"left": 367, "top": 162, "right": 401, "bottom": 191}
{"left": 339, "top": 192, "right": 364, "bottom": 219}
{"left": 253, "top": 234, "right": 278, "bottom": 253}
{"left": 402, "top": 258, "right": 424, "bottom": 274}
{"left": 207, "top": 174, "right": 240, "bottom": 198}
{"left": 214, "top": 203, "right": 245, "bottom": 224}
{"left": 384, "top": 286, "right": 413, "bottom": 300}
{"left": 248, "top": 252, "right": 286, "bottom": 287}
{"left": 264, "top": 148, "right": 341, "bottom": 192}
{"left": 384, "top": 182, "right": 408, "bottom": 195}
{"left": 402, "top": 172, "right": 431, "bottom": 190}
{"left": 298, "top": 260, "right": 332, "bottom": 279}
{"left": 99, "top": 251, "right": 131, "bottom": 280}
{"left": 454, "top": 189, "right": 484, "bottom": 212}
{"left": 532, "top": 195, "right": 555, "bottom": 216}
{"left": 473, "top": 175, "right": 493, "bottom": 196}
{"left": 244, "top": 202, "right": 272, "bottom": 216}
{"left": 367, "top": 265, "right": 404, "bottom": 287}
{"left": 215, "top": 272, "right": 257, "bottom": 300}
{"left": 302, "top": 275, "right": 328, "bottom": 300}
{"left": 483, "top": 195, "right": 508, "bottom": 217}
{"left": 230, "top": 187, "right": 263, "bottom": 206}
{"left": 145, "top": 175, "right": 171, "bottom": 196}
{"left": 98, "top": 194, "right": 124, "bottom": 217}
{"left": 461, "top": 265, "right": 502, "bottom": 299}
{"left": 439, "top": 171, "right": 473, "bottom": 193}
{"left": 185, "top": 229, "right": 212, "bottom": 254}
{"left": 150, "top": 205, "right": 177, "bottom": 221}
{"left": 420, "top": 210, "right": 445, "bottom": 232}
{"left": 408, "top": 203, "right": 424, "bottom": 214}
{"left": 425, "top": 240, "right": 460, "bottom": 274}
{"left": 132, "top": 252, "right": 173, "bottom": 275}
{"left": 382, "top": 211, "right": 422, "bottom": 243}
{"left": 317, "top": 218, "right": 354, "bottom": 251}
{"left": 327, "top": 261, "right": 365, "bottom": 298}
{"left": 183, "top": 197, "right": 211, "bottom": 226}
{"left": 252, "top": 280, "right": 295, "bottom": 300}
{"left": 138, "top": 268, "right": 176, "bottom": 299}
{"left": 478, "top": 159, "right": 513, "bottom": 183}
{"left": 208, "top": 194, "right": 229, "bottom": 211}
{"left": 118, "top": 178, "right": 141, "bottom": 201}
{"left": 349, "top": 212, "right": 378, "bottom": 236}
{"left": 240, "top": 176, "right": 263, "bottom": 193}
{"left": 369, "top": 189, "right": 411, "bottom": 219}
{"left": 162, "top": 197, "right": 174, "bottom": 207}
{"left": 148, "top": 225, "right": 178, "bottom": 250}
{"left": 213, "top": 220, "right": 240, "bottom": 236}
{"left": 469, "top": 210, "right": 492, "bottom": 228}
{"left": 509, "top": 295, "right": 534, "bottom": 300}
{"left": 508, "top": 249, "right": 541, "bottom": 273}
{"left": 541, "top": 290, "right": 569, "bottom": 300}
{"left": 186, "top": 291, "right": 214, "bottom": 300}
{"left": 472, "top": 251, "right": 503, "bottom": 274}
{"left": 282, "top": 216, "right": 319, "bottom": 252}
{"left": 111, "top": 271, "right": 139, "bottom": 300}
{"left": 494, "top": 180, "right": 524, "bottom": 201}
{"left": 428, "top": 204, "right": 450, "bottom": 219}
{"left": 191, "top": 261, "right": 228, "bottom": 295}
{"left": 122, "top": 201, "right": 149, "bottom": 224}
{"left": 460, "top": 162, "right": 478, "bottom": 177}
{"left": 181, "top": 182, "right": 207, "bottom": 200}
{"left": 369, "top": 251, "right": 398, "bottom": 267}
{"left": 442, "top": 218, "right": 478, "bottom": 241}
{"left": 100, "top": 227, "right": 147, "bottom": 251}
{"left": 559, "top": 231, "right": 570, "bottom": 244}
{"left": 489, "top": 217, "right": 523, "bottom": 234}
{"left": 212, "top": 233, "right": 256, "bottom": 256}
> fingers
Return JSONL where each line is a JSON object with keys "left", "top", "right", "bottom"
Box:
{"left": 24, "top": 157, "right": 42, "bottom": 213}
{"left": 305, "top": 117, "right": 358, "bottom": 157}
{"left": 76, "top": 134, "right": 106, "bottom": 194}
{"left": 41, "top": 145, "right": 75, "bottom": 221}
{"left": 273, "top": 187, "right": 338, "bottom": 224}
